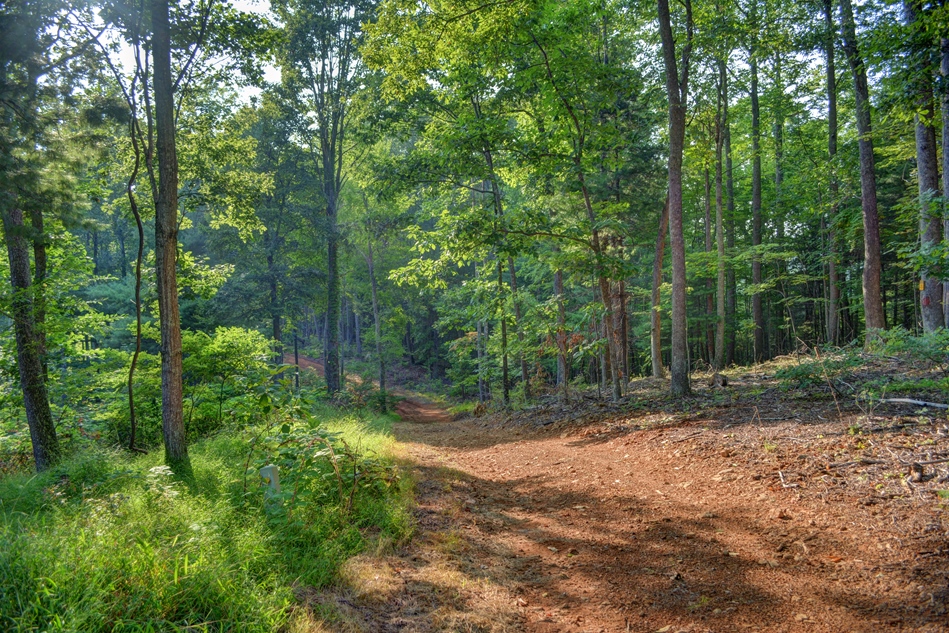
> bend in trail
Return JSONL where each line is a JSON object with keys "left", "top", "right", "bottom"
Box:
{"left": 285, "top": 354, "right": 449, "bottom": 424}
{"left": 288, "top": 360, "right": 947, "bottom": 632}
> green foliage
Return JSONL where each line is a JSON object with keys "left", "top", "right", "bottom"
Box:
{"left": 868, "top": 328, "right": 949, "bottom": 375}
{"left": 775, "top": 352, "right": 863, "bottom": 390}
{"left": 0, "top": 407, "right": 410, "bottom": 632}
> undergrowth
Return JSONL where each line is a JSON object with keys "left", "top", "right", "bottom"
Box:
{"left": 0, "top": 406, "right": 412, "bottom": 633}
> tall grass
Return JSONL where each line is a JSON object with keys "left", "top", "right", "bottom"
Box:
{"left": 0, "top": 407, "right": 411, "bottom": 632}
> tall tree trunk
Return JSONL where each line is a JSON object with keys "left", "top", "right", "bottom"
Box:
{"left": 657, "top": 0, "right": 693, "bottom": 396}
{"left": 481, "top": 137, "right": 530, "bottom": 399}
{"left": 840, "top": 0, "right": 886, "bottom": 337}
{"left": 531, "top": 38, "right": 621, "bottom": 399}
{"left": 477, "top": 320, "right": 486, "bottom": 403}
{"left": 773, "top": 55, "right": 787, "bottom": 354}
{"left": 750, "top": 37, "right": 766, "bottom": 361}
{"left": 508, "top": 255, "right": 530, "bottom": 399}
{"left": 2, "top": 206, "right": 60, "bottom": 471}
{"left": 367, "top": 239, "right": 386, "bottom": 413}
{"left": 825, "top": 0, "right": 840, "bottom": 345}
{"left": 704, "top": 165, "right": 714, "bottom": 364}
{"left": 650, "top": 199, "right": 669, "bottom": 378}
{"left": 555, "top": 268, "right": 570, "bottom": 400}
{"left": 268, "top": 251, "right": 282, "bottom": 364}
{"left": 325, "top": 199, "right": 341, "bottom": 393}
{"left": 497, "top": 260, "right": 510, "bottom": 406}
{"left": 152, "top": 0, "right": 190, "bottom": 474}
{"left": 127, "top": 119, "right": 146, "bottom": 453}
{"left": 942, "top": 35, "right": 949, "bottom": 328}
{"left": 905, "top": 0, "right": 942, "bottom": 332}
{"left": 28, "top": 209, "right": 47, "bottom": 377}
{"left": 723, "top": 66, "right": 736, "bottom": 365}
{"left": 714, "top": 60, "right": 726, "bottom": 370}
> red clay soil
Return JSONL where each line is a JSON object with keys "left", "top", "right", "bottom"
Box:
{"left": 303, "top": 374, "right": 949, "bottom": 633}
{"left": 286, "top": 354, "right": 326, "bottom": 377}
{"left": 395, "top": 398, "right": 453, "bottom": 424}
{"left": 284, "top": 354, "right": 947, "bottom": 632}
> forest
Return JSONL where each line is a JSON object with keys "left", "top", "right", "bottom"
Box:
{"left": 2, "top": 0, "right": 949, "bottom": 630}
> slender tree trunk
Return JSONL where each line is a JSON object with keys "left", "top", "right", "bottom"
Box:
{"left": 723, "top": 66, "right": 736, "bottom": 365}
{"left": 127, "top": 120, "right": 146, "bottom": 453}
{"left": 715, "top": 61, "right": 726, "bottom": 370}
{"left": 704, "top": 165, "right": 714, "bottom": 364}
{"left": 773, "top": 56, "right": 787, "bottom": 354}
{"left": 152, "top": 0, "right": 190, "bottom": 474}
{"left": 657, "top": 0, "right": 693, "bottom": 396}
{"left": 2, "top": 206, "right": 60, "bottom": 471}
{"left": 750, "top": 40, "right": 766, "bottom": 361}
{"left": 840, "top": 0, "right": 886, "bottom": 337}
{"left": 651, "top": 198, "right": 669, "bottom": 378}
{"left": 325, "top": 199, "right": 341, "bottom": 393}
{"left": 825, "top": 0, "right": 840, "bottom": 345}
{"left": 28, "top": 209, "right": 47, "bottom": 377}
{"left": 497, "top": 260, "right": 510, "bottom": 406}
{"left": 942, "top": 36, "right": 949, "bottom": 328}
{"left": 367, "top": 239, "right": 386, "bottom": 413}
{"left": 508, "top": 255, "right": 530, "bottom": 399}
{"left": 555, "top": 268, "right": 570, "bottom": 400}
{"left": 268, "top": 252, "right": 282, "bottom": 363}
{"left": 481, "top": 140, "right": 530, "bottom": 399}
{"left": 905, "top": 0, "right": 942, "bottom": 332}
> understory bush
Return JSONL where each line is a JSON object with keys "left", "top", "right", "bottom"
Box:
{"left": 0, "top": 406, "right": 411, "bottom": 632}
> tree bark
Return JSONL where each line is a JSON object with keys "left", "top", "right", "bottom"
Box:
{"left": 651, "top": 198, "right": 669, "bottom": 378}
{"left": 704, "top": 165, "right": 714, "bottom": 364}
{"left": 840, "top": 0, "right": 886, "bottom": 337}
{"left": 555, "top": 268, "right": 570, "bottom": 399}
{"left": 367, "top": 238, "right": 386, "bottom": 413}
{"left": 723, "top": 71, "right": 736, "bottom": 366}
{"left": 127, "top": 119, "right": 146, "bottom": 453}
{"left": 750, "top": 37, "right": 766, "bottom": 361}
{"left": 657, "top": 0, "right": 693, "bottom": 397}
{"left": 497, "top": 260, "right": 510, "bottom": 406}
{"left": 152, "top": 0, "right": 190, "bottom": 474}
{"left": 325, "top": 202, "right": 341, "bottom": 393}
{"left": 268, "top": 251, "right": 282, "bottom": 364}
{"left": 825, "top": 0, "right": 840, "bottom": 345}
{"left": 904, "top": 0, "right": 942, "bottom": 332}
{"left": 773, "top": 55, "right": 787, "bottom": 354}
{"left": 2, "top": 206, "right": 60, "bottom": 471}
{"left": 715, "top": 60, "right": 726, "bottom": 371}
{"left": 28, "top": 209, "right": 47, "bottom": 377}
{"left": 942, "top": 35, "right": 949, "bottom": 328}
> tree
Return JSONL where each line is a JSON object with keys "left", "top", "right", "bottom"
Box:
{"left": 839, "top": 0, "right": 885, "bottom": 338}
{"left": 903, "top": 0, "right": 941, "bottom": 332}
{"left": 274, "top": 0, "right": 373, "bottom": 395}
{"left": 0, "top": 0, "right": 79, "bottom": 471}
{"left": 657, "top": 0, "right": 694, "bottom": 396}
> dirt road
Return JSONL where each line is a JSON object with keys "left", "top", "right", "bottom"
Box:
{"left": 321, "top": 394, "right": 948, "bottom": 633}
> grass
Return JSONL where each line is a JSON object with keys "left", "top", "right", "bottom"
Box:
{"left": 0, "top": 407, "right": 412, "bottom": 633}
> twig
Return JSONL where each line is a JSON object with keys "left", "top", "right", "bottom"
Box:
{"left": 778, "top": 471, "right": 799, "bottom": 488}
{"left": 673, "top": 431, "right": 704, "bottom": 443}
{"left": 827, "top": 459, "right": 887, "bottom": 469}
{"left": 914, "top": 457, "right": 949, "bottom": 466}
{"left": 879, "top": 398, "right": 949, "bottom": 410}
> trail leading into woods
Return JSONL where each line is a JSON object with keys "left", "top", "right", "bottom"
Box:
{"left": 380, "top": 412, "right": 884, "bottom": 633}
{"left": 289, "top": 358, "right": 947, "bottom": 632}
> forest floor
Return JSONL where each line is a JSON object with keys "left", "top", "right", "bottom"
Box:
{"left": 293, "top": 356, "right": 949, "bottom": 633}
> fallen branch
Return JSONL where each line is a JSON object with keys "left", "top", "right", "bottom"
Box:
{"left": 880, "top": 398, "right": 949, "bottom": 410}
{"left": 914, "top": 457, "right": 949, "bottom": 466}
{"left": 672, "top": 431, "right": 704, "bottom": 443}
{"left": 827, "top": 459, "right": 887, "bottom": 469}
